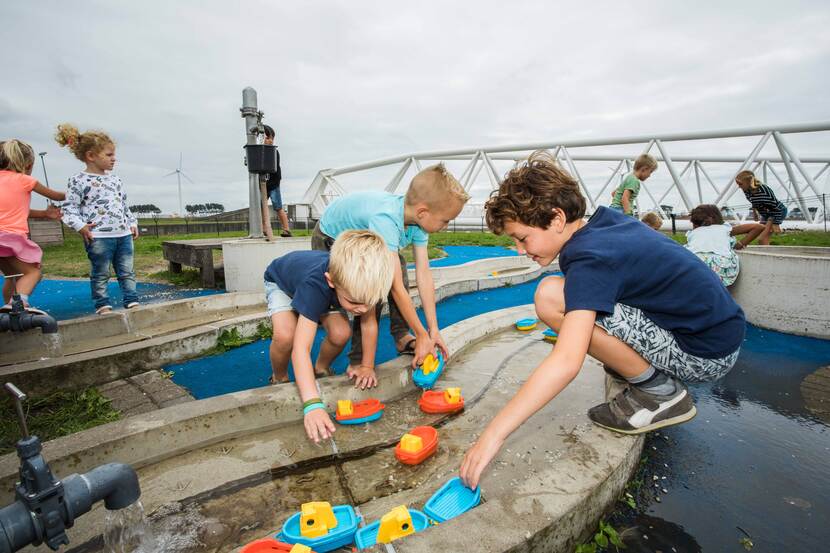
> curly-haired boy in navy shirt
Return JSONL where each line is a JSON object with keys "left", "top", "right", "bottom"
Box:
{"left": 461, "top": 151, "right": 745, "bottom": 489}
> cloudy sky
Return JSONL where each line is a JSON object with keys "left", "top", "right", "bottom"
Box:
{"left": 4, "top": 1, "right": 830, "bottom": 214}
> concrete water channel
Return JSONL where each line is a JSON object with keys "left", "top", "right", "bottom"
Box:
{"left": 1, "top": 246, "right": 828, "bottom": 552}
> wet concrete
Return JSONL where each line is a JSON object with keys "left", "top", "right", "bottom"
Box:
{"left": 31, "top": 310, "right": 640, "bottom": 553}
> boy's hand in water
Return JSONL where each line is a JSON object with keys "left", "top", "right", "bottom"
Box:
{"left": 460, "top": 430, "right": 504, "bottom": 490}
{"left": 79, "top": 223, "right": 95, "bottom": 244}
{"left": 304, "top": 409, "right": 336, "bottom": 444}
{"left": 347, "top": 364, "right": 378, "bottom": 389}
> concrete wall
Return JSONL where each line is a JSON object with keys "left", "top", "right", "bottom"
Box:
{"left": 731, "top": 246, "right": 830, "bottom": 339}
{"left": 222, "top": 237, "right": 312, "bottom": 292}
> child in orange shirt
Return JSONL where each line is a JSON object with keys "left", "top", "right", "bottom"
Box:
{"left": 0, "top": 139, "right": 65, "bottom": 311}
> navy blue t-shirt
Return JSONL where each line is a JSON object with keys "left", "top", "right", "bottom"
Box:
{"left": 559, "top": 207, "right": 745, "bottom": 358}
{"left": 263, "top": 250, "right": 340, "bottom": 323}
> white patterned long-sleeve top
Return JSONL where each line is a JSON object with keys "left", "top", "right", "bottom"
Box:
{"left": 61, "top": 172, "right": 137, "bottom": 237}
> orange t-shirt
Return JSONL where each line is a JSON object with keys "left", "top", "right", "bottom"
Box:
{"left": 0, "top": 170, "right": 37, "bottom": 235}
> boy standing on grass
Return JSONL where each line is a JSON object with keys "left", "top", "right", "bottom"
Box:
{"left": 610, "top": 154, "right": 658, "bottom": 216}
{"left": 264, "top": 230, "right": 394, "bottom": 442}
{"left": 461, "top": 151, "right": 745, "bottom": 489}
{"left": 312, "top": 164, "right": 469, "bottom": 380}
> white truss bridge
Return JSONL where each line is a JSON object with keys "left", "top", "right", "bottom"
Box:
{"left": 301, "top": 122, "right": 830, "bottom": 227}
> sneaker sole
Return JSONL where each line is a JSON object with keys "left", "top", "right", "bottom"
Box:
{"left": 590, "top": 405, "right": 697, "bottom": 435}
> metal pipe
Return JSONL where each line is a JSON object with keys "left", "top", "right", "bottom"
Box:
{"left": 773, "top": 132, "right": 813, "bottom": 223}
{"left": 241, "top": 87, "right": 263, "bottom": 238}
{"left": 326, "top": 121, "right": 830, "bottom": 176}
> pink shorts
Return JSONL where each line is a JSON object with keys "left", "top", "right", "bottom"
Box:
{"left": 0, "top": 230, "right": 42, "bottom": 267}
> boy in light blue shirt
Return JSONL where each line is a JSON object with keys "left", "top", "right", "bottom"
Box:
{"left": 313, "top": 164, "right": 469, "bottom": 386}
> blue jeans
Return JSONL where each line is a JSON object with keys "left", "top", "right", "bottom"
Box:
{"left": 84, "top": 235, "right": 138, "bottom": 309}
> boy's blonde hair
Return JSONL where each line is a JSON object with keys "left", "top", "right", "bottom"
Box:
{"left": 328, "top": 230, "right": 394, "bottom": 306}
{"left": 0, "top": 139, "right": 35, "bottom": 174}
{"left": 633, "top": 154, "right": 658, "bottom": 172}
{"left": 55, "top": 123, "right": 115, "bottom": 162}
{"left": 405, "top": 163, "right": 470, "bottom": 210}
{"left": 640, "top": 212, "right": 663, "bottom": 230}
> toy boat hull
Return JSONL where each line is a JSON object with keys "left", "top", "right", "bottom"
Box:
{"left": 335, "top": 399, "right": 385, "bottom": 425}
{"left": 423, "top": 477, "right": 481, "bottom": 523}
{"left": 279, "top": 505, "right": 359, "bottom": 552}
{"left": 418, "top": 390, "right": 465, "bottom": 414}
{"left": 354, "top": 509, "right": 430, "bottom": 550}
{"left": 413, "top": 351, "right": 445, "bottom": 389}
{"left": 515, "top": 317, "right": 538, "bottom": 331}
{"left": 395, "top": 426, "right": 438, "bottom": 465}
{"left": 242, "top": 538, "right": 316, "bottom": 552}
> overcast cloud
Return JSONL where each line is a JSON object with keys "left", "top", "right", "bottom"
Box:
{"left": 3, "top": 1, "right": 830, "bottom": 213}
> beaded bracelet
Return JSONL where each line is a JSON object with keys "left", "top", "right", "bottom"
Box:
{"left": 303, "top": 402, "right": 325, "bottom": 416}
{"left": 302, "top": 397, "right": 323, "bottom": 409}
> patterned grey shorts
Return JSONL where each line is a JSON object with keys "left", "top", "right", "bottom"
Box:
{"left": 595, "top": 303, "right": 740, "bottom": 383}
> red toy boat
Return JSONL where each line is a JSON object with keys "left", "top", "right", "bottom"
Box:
{"left": 418, "top": 388, "right": 465, "bottom": 414}
{"left": 334, "top": 398, "right": 386, "bottom": 424}
{"left": 395, "top": 426, "right": 438, "bottom": 465}
{"left": 241, "top": 538, "right": 317, "bottom": 552}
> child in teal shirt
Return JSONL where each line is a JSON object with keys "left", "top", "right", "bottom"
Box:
{"left": 312, "top": 164, "right": 469, "bottom": 386}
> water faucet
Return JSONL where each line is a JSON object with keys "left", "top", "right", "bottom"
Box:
{"left": 0, "top": 383, "right": 141, "bottom": 552}
{"left": 0, "top": 275, "right": 58, "bottom": 334}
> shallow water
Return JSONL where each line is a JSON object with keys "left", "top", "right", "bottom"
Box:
{"left": 617, "top": 325, "right": 830, "bottom": 552}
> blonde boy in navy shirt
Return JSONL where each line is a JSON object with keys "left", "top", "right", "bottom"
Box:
{"left": 264, "top": 230, "right": 394, "bottom": 443}
{"left": 461, "top": 151, "right": 744, "bottom": 489}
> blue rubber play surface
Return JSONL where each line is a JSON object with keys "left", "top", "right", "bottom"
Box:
{"left": 169, "top": 273, "right": 558, "bottom": 399}
{"left": 0, "top": 276, "right": 221, "bottom": 321}
{"left": 412, "top": 245, "right": 518, "bottom": 268}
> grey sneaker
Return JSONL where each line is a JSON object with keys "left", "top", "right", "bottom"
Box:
{"left": 588, "top": 382, "right": 696, "bottom": 434}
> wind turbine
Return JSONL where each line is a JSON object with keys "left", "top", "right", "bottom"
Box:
{"left": 164, "top": 153, "right": 194, "bottom": 216}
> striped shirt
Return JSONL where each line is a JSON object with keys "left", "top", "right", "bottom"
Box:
{"left": 744, "top": 184, "right": 784, "bottom": 216}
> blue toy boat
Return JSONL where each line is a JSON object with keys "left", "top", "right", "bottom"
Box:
{"left": 278, "top": 505, "right": 360, "bottom": 552}
{"left": 515, "top": 317, "right": 538, "bottom": 331}
{"left": 413, "top": 351, "right": 444, "bottom": 389}
{"left": 354, "top": 508, "right": 430, "bottom": 550}
{"left": 423, "top": 477, "right": 481, "bottom": 523}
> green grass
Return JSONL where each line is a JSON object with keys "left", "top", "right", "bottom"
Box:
{"left": 0, "top": 389, "right": 120, "bottom": 455}
{"left": 42, "top": 227, "right": 826, "bottom": 285}
{"left": 669, "top": 229, "right": 830, "bottom": 246}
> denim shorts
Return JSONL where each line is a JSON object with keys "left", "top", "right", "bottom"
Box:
{"left": 760, "top": 205, "right": 787, "bottom": 225}
{"left": 268, "top": 187, "right": 283, "bottom": 210}
{"left": 264, "top": 281, "right": 293, "bottom": 316}
{"left": 596, "top": 303, "right": 740, "bottom": 383}
{"left": 264, "top": 280, "right": 344, "bottom": 318}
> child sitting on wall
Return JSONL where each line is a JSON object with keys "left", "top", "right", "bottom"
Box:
{"left": 685, "top": 204, "right": 765, "bottom": 286}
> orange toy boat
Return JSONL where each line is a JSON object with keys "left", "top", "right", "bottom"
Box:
{"left": 418, "top": 388, "right": 465, "bottom": 414}
{"left": 394, "top": 426, "right": 438, "bottom": 465}
{"left": 334, "top": 398, "right": 386, "bottom": 425}
{"left": 241, "top": 538, "right": 317, "bottom": 552}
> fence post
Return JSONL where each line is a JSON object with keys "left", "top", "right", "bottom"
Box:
{"left": 670, "top": 213, "right": 677, "bottom": 235}
{"left": 824, "top": 194, "right": 827, "bottom": 233}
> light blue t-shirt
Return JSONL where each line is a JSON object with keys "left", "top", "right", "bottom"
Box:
{"left": 319, "top": 191, "right": 429, "bottom": 252}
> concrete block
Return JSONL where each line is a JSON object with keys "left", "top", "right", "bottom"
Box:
{"left": 223, "top": 237, "right": 311, "bottom": 292}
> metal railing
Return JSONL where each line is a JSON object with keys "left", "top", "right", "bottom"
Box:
{"left": 301, "top": 122, "right": 830, "bottom": 225}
